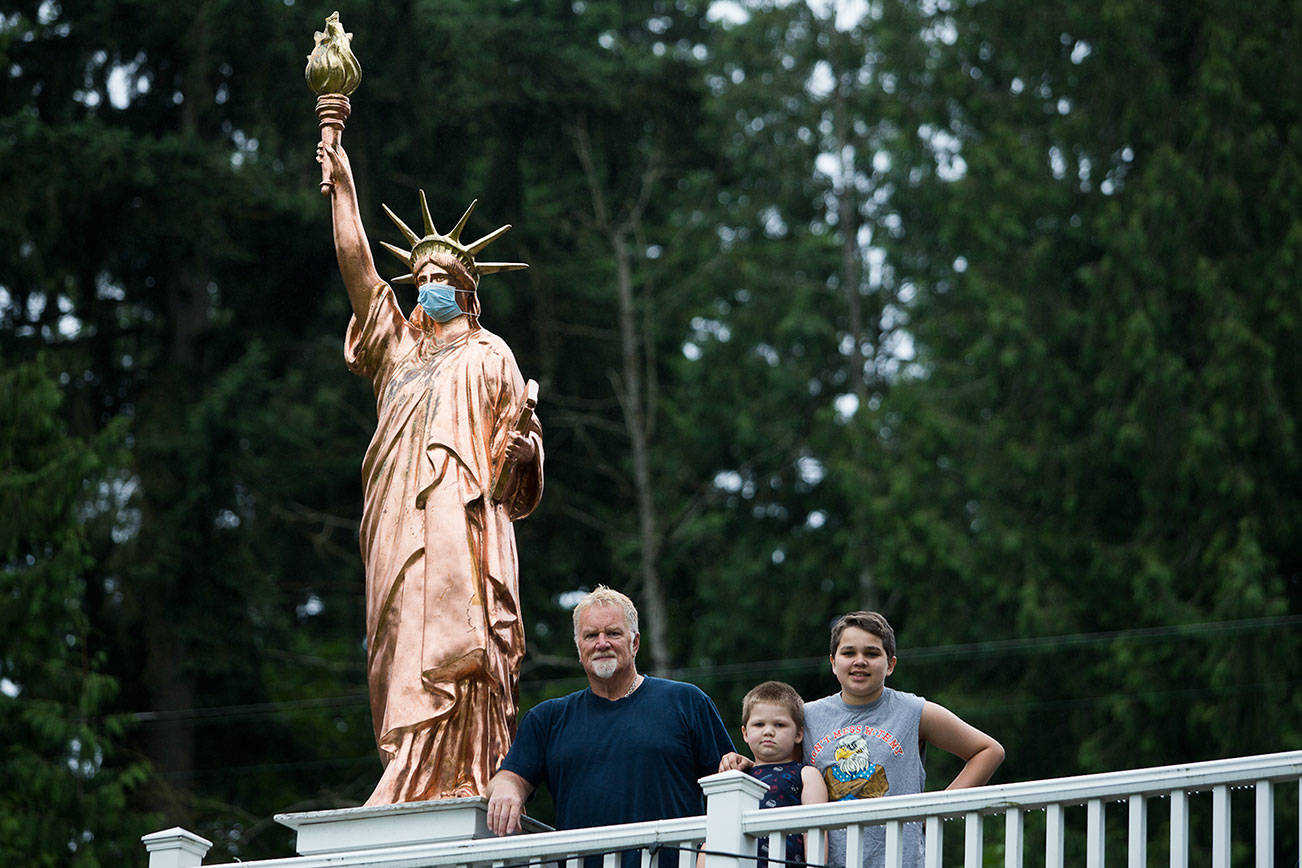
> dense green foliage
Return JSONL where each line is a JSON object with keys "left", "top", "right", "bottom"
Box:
{"left": 876, "top": 0, "right": 1302, "bottom": 774}
{"left": 1, "top": 0, "right": 1298, "bottom": 861}
{"left": 0, "top": 361, "right": 151, "bottom": 865}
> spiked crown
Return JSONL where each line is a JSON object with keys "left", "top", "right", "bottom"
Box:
{"left": 381, "top": 191, "right": 528, "bottom": 286}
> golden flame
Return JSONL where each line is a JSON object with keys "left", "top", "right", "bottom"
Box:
{"left": 305, "top": 12, "right": 361, "bottom": 96}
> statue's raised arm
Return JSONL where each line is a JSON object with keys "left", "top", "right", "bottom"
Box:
{"left": 318, "top": 141, "right": 385, "bottom": 319}
{"left": 307, "top": 12, "right": 378, "bottom": 319}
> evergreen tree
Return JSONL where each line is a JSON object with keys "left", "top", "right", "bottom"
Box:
{"left": 875, "top": 0, "right": 1302, "bottom": 776}
{"left": 0, "top": 360, "right": 151, "bottom": 866}
{"left": 1, "top": 0, "right": 380, "bottom": 855}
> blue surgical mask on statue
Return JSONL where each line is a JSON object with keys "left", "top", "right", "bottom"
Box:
{"left": 417, "top": 283, "right": 464, "bottom": 322}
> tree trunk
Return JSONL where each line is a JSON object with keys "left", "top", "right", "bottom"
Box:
{"left": 572, "top": 121, "right": 673, "bottom": 673}
{"left": 612, "top": 234, "right": 671, "bottom": 675}
{"left": 833, "top": 64, "right": 878, "bottom": 610}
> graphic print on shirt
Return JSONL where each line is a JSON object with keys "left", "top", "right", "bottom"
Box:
{"left": 813, "top": 730, "right": 894, "bottom": 801}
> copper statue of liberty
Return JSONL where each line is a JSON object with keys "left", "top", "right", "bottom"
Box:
{"left": 309, "top": 15, "right": 543, "bottom": 804}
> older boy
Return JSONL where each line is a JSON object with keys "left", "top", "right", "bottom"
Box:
{"left": 804, "top": 611, "right": 1004, "bottom": 867}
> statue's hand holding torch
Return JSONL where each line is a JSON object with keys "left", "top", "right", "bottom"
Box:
{"left": 305, "top": 12, "right": 361, "bottom": 195}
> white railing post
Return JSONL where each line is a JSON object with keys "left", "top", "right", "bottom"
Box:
{"left": 1086, "top": 799, "right": 1104, "bottom": 868}
{"left": 1046, "top": 804, "right": 1065, "bottom": 868}
{"left": 1255, "top": 780, "right": 1273, "bottom": 868}
{"left": 1169, "top": 790, "right": 1189, "bottom": 868}
{"left": 700, "top": 770, "right": 767, "bottom": 868}
{"left": 1004, "top": 808, "right": 1024, "bottom": 868}
{"left": 884, "top": 820, "right": 904, "bottom": 868}
{"left": 845, "top": 822, "right": 864, "bottom": 868}
{"left": 141, "top": 827, "right": 212, "bottom": 868}
{"left": 804, "top": 826, "right": 823, "bottom": 868}
{"left": 963, "top": 811, "right": 983, "bottom": 868}
{"left": 1127, "top": 794, "right": 1147, "bottom": 868}
{"left": 924, "top": 816, "right": 944, "bottom": 868}
{"left": 1212, "top": 785, "right": 1230, "bottom": 868}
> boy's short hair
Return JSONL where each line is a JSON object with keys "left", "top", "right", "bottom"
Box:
{"left": 829, "top": 611, "right": 897, "bottom": 659}
{"left": 571, "top": 585, "right": 639, "bottom": 644}
{"left": 741, "top": 680, "right": 805, "bottom": 730}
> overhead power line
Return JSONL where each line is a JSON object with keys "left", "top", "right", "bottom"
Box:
{"left": 132, "top": 692, "right": 368, "bottom": 723}
{"left": 129, "top": 613, "right": 1302, "bottom": 725}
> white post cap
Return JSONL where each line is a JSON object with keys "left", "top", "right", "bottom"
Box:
{"left": 141, "top": 826, "right": 213, "bottom": 868}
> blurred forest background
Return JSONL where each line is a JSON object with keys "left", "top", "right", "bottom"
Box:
{"left": 2, "top": 0, "right": 1300, "bottom": 863}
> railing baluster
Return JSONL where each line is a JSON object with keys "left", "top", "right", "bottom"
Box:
{"left": 845, "top": 823, "right": 864, "bottom": 868}
{"left": 1046, "top": 804, "right": 1065, "bottom": 868}
{"left": 767, "top": 831, "right": 781, "bottom": 867}
{"left": 924, "top": 815, "right": 943, "bottom": 868}
{"left": 1169, "top": 790, "right": 1189, "bottom": 868}
{"left": 804, "top": 828, "right": 822, "bottom": 868}
{"left": 884, "top": 820, "right": 903, "bottom": 868}
{"left": 1212, "top": 785, "right": 1230, "bottom": 868}
{"left": 1255, "top": 781, "right": 1273, "bottom": 868}
{"left": 1127, "top": 794, "right": 1146, "bottom": 868}
{"left": 1005, "top": 807, "right": 1024, "bottom": 868}
{"left": 964, "top": 811, "right": 983, "bottom": 867}
{"left": 604, "top": 850, "right": 619, "bottom": 868}
{"left": 1086, "top": 798, "right": 1104, "bottom": 868}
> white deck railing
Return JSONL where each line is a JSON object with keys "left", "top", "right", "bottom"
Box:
{"left": 741, "top": 750, "right": 1302, "bottom": 868}
{"left": 145, "top": 750, "right": 1302, "bottom": 868}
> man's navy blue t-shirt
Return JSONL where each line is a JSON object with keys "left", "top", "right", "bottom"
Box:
{"left": 499, "top": 676, "right": 735, "bottom": 830}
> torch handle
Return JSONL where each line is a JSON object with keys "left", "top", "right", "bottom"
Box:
{"left": 319, "top": 126, "right": 339, "bottom": 195}
{"left": 315, "top": 94, "right": 351, "bottom": 196}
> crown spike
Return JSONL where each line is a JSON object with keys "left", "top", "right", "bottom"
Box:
{"left": 382, "top": 204, "right": 422, "bottom": 246}
{"left": 392, "top": 273, "right": 416, "bottom": 285}
{"left": 466, "top": 223, "right": 513, "bottom": 256}
{"left": 448, "top": 200, "right": 478, "bottom": 243}
{"left": 380, "top": 240, "right": 414, "bottom": 266}
{"left": 418, "top": 190, "right": 437, "bottom": 236}
{"left": 477, "top": 262, "right": 530, "bottom": 275}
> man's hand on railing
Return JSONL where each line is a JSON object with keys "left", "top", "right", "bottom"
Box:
{"left": 717, "top": 752, "right": 754, "bottom": 773}
{"left": 485, "top": 769, "right": 535, "bottom": 836}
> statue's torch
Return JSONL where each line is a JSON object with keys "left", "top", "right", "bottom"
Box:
{"left": 305, "top": 11, "right": 361, "bottom": 195}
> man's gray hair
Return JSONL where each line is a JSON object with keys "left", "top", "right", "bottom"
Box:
{"left": 571, "top": 585, "right": 639, "bottom": 644}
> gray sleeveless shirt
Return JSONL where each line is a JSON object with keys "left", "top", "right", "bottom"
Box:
{"left": 803, "top": 688, "right": 926, "bottom": 868}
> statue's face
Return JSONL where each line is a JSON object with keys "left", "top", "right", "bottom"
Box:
{"left": 416, "top": 260, "right": 452, "bottom": 286}
{"left": 415, "top": 254, "right": 476, "bottom": 296}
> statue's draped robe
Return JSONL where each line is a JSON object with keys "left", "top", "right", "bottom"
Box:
{"left": 345, "top": 287, "right": 543, "bottom": 804}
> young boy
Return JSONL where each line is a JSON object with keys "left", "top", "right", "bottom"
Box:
{"left": 804, "top": 612, "right": 1004, "bottom": 868}
{"left": 739, "top": 681, "right": 828, "bottom": 866}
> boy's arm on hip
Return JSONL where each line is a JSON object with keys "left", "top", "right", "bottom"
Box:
{"left": 919, "top": 700, "right": 1005, "bottom": 789}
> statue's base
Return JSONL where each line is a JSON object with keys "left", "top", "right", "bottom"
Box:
{"left": 275, "top": 797, "right": 551, "bottom": 856}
